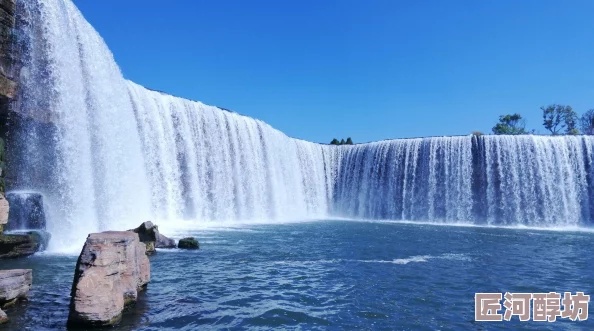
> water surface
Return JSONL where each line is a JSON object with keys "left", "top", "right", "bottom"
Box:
{"left": 1, "top": 220, "right": 593, "bottom": 330}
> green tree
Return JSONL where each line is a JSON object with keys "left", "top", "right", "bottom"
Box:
{"left": 330, "top": 138, "right": 340, "bottom": 145}
{"left": 541, "top": 104, "right": 578, "bottom": 135}
{"left": 492, "top": 114, "right": 528, "bottom": 135}
{"left": 580, "top": 109, "right": 594, "bottom": 135}
{"left": 340, "top": 138, "right": 346, "bottom": 145}
{"left": 346, "top": 137, "right": 353, "bottom": 145}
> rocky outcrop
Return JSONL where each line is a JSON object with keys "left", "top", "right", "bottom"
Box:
{"left": 5, "top": 193, "right": 46, "bottom": 231}
{"left": 0, "top": 230, "right": 49, "bottom": 259}
{"left": 129, "top": 221, "right": 157, "bottom": 254}
{"left": 129, "top": 221, "right": 176, "bottom": 252}
{"left": 0, "top": 269, "right": 32, "bottom": 308}
{"left": 156, "top": 232, "right": 176, "bottom": 248}
{"left": 0, "top": 193, "right": 7, "bottom": 233}
{"left": 178, "top": 237, "right": 199, "bottom": 249}
{"left": 68, "top": 231, "right": 150, "bottom": 328}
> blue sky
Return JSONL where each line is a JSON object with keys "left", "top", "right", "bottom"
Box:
{"left": 73, "top": 0, "right": 594, "bottom": 143}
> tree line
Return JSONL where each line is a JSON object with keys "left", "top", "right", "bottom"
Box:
{"left": 330, "top": 137, "right": 354, "bottom": 145}
{"left": 491, "top": 105, "right": 594, "bottom": 135}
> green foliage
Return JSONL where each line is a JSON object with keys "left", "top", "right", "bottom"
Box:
{"left": 329, "top": 137, "right": 354, "bottom": 145}
{"left": 492, "top": 114, "right": 528, "bottom": 135}
{"left": 580, "top": 109, "right": 594, "bottom": 135}
{"left": 541, "top": 104, "right": 578, "bottom": 135}
{"left": 567, "top": 128, "right": 580, "bottom": 135}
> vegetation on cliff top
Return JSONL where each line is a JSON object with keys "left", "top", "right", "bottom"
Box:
{"left": 492, "top": 105, "right": 594, "bottom": 136}
{"left": 330, "top": 137, "right": 354, "bottom": 145}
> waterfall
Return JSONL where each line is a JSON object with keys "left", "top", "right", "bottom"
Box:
{"left": 332, "top": 137, "right": 474, "bottom": 222}
{"left": 10, "top": 0, "right": 333, "bottom": 250}
{"left": 6, "top": 0, "right": 594, "bottom": 251}
{"left": 333, "top": 135, "right": 594, "bottom": 226}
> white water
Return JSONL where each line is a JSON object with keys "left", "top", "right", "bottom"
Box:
{"left": 9, "top": 0, "right": 594, "bottom": 251}
{"left": 13, "top": 0, "right": 333, "bottom": 250}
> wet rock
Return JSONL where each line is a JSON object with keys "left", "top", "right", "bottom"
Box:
{"left": 156, "top": 232, "right": 176, "bottom": 248}
{"left": 67, "top": 231, "right": 150, "bottom": 328}
{"left": 5, "top": 192, "right": 46, "bottom": 231}
{"left": 129, "top": 221, "right": 157, "bottom": 254}
{"left": 0, "top": 231, "right": 50, "bottom": 259}
{"left": 0, "top": 308, "right": 7, "bottom": 324}
{"left": 0, "top": 194, "right": 7, "bottom": 233}
{"left": 178, "top": 237, "right": 199, "bottom": 249}
{"left": 129, "top": 221, "right": 176, "bottom": 252}
{"left": 0, "top": 269, "right": 32, "bottom": 308}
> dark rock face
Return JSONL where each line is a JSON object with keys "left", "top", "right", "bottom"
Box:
{"left": 178, "top": 237, "right": 199, "bottom": 249}
{"left": 129, "top": 221, "right": 157, "bottom": 254}
{"left": 68, "top": 231, "right": 150, "bottom": 328}
{"left": 5, "top": 193, "right": 46, "bottom": 231}
{"left": 0, "top": 269, "right": 32, "bottom": 308}
{"left": 129, "top": 221, "right": 176, "bottom": 252}
{"left": 0, "top": 230, "right": 49, "bottom": 258}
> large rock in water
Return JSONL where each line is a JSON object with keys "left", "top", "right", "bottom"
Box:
{"left": 156, "top": 232, "right": 176, "bottom": 248}
{"left": 178, "top": 237, "right": 199, "bottom": 249}
{"left": 0, "top": 194, "right": 8, "bottom": 233}
{"left": 0, "top": 231, "right": 50, "bottom": 259}
{"left": 129, "top": 221, "right": 176, "bottom": 252}
{"left": 68, "top": 231, "right": 150, "bottom": 328}
{"left": 0, "top": 269, "right": 32, "bottom": 308}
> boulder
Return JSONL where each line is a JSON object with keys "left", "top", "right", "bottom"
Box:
{"left": 67, "top": 231, "right": 150, "bottom": 328}
{"left": 156, "top": 232, "right": 176, "bottom": 248}
{"left": 0, "top": 269, "right": 32, "bottom": 308}
{"left": 5, "top": 193, "right": 46, "bottom": 231}
{"left": 0, "top": 308, "right": 7, "bottom": 324}
{"left": 178, "top": 237, "right": 199, "bottom": 249}
{"left": 129, "top": 221, "right": 176, "bottom": 252}
{"left": 0, "top": 231, "right": 50, "bottom": 259}
{"left": 128, "top": 221, "right": 157, "bottom": 254}
{"left": 0, "top": 194, "right": 8, "bottom": 233}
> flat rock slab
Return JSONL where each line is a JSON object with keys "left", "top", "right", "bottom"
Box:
{"left": 68, "top": 231, "right": 150, "bottom": 328}
{"left": 0, "top": 269, "right": 32, "bottom": 307}
{"left": 0, "top": 231, "right": 49, "bottom": 259}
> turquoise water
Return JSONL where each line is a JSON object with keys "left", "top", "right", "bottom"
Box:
{"left": 1, "top": 220, "right": 593, "bottom": 330}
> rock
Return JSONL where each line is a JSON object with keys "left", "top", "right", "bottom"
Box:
{"left": 156, "top": 232, "right": 176, "bottom": 248}
{"left": 0, "top": 231, "right": 50, "bottom": 259}
{"left": 0, "top": 269, "right": 32, "bottom": 308}
{"left": 129, "top": 221, "right": 176, "bottom": 252}
{"left": 178, "top": 237, "right": 199, "bottom": 249}
{"left": 0, "top": 194, "right": 7, "bottom": 233}
{"left": 68, "top": 231, "right": 150, "bottom": 328}
{"left": 128, "top": 221, "right": 157, "bottom": 254}
{"left": 5, "top": 192, "right": 46, "bottom": 231}
{"left": 8, "top": 230, "right": 51, "bottom": 251}
{"left": 0, "top": 308, "right": 7, "bottom": 324}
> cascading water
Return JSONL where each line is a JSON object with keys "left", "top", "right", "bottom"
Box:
{"left": 333, "top": 135, "right": 594, "bottom": 226}
{"left": 6, "top": 0, "right": 594, "bottom": 251}
{"left": 10, "top": 0, "right": 334, "bottom": 250}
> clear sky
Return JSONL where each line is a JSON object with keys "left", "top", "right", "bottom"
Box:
{"left": 73, "top": 0, "right": 594, "bottom": 143}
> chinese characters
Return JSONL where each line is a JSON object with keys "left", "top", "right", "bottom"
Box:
{"left": 475, "top": 292, "right": 589, "bottom": 322}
